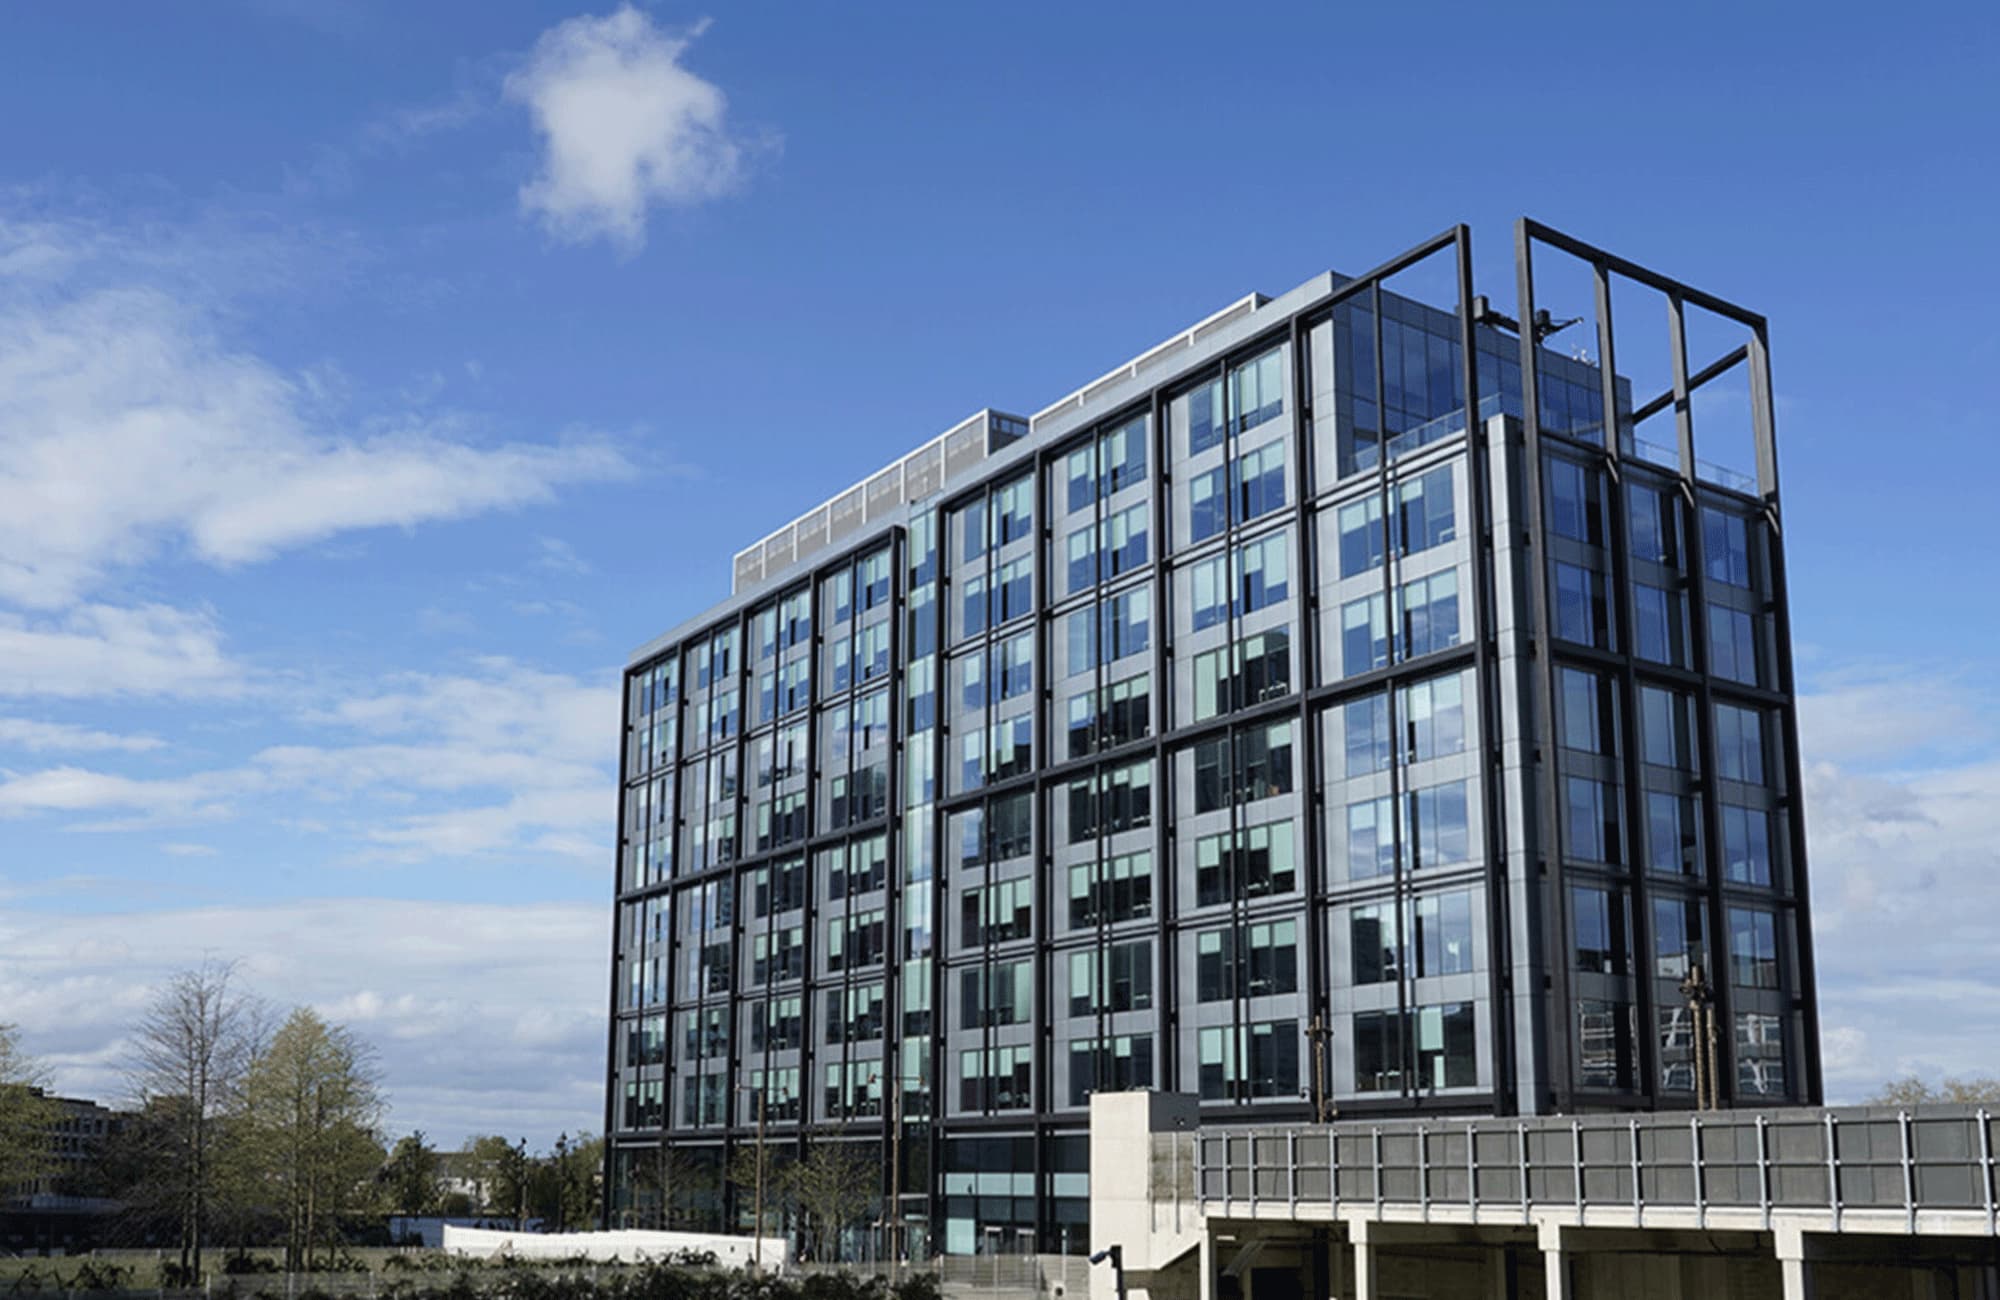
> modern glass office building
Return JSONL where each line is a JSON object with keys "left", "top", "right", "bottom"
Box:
{"left": 603, "top": 222, "right": 1821, "bottom": 1256}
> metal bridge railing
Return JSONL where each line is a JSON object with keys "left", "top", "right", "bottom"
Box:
{"left": 1195, "top": 1105, "right": 1999, "bottom": 1233}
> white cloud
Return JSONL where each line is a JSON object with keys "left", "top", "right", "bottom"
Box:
{"left": 0, "top": 603, "right": 247, "bottom": 698}
{"left": 1, "top": 658, "right": 616, "bottom": 858}
{"left": 506, "top": 8, "right": 750, "bottom": 252}
{"left": 1800, "top": 670, "right": 2000, "bottom": 1099}
{"left": 0, "top": 717, "right": 163, "bottom": 753}
{"left": 0, "top": 766, "right": 229, "bottom": 822}
{"left": 0, "top": 232, "right": 633, "bottom": 609}
{"left": 0, "top": 897, "right": 608, "bottom": 1147}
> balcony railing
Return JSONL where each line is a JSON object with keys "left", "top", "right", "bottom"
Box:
{"left": 1196, "top": 1106, "right": 2000, "bottom": 1234}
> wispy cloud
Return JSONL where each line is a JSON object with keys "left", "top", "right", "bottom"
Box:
{"left": 1800, "top": 667, "right": 2000, "bottom": 1098}
{"left": 0, "top": 717, "right": 164, "bottom": 754}
{"left": 0, "top": 216, "right": 634, "bottom": 610}
{"left": 505, "top": 8, "right": 761, "bottom": 253}
{"left": 0, "top": 604, "right": 249, "bottom": 700}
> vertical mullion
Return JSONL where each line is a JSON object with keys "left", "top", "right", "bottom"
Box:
{"left": 1594, "top": 262, "right": 1658, "bottom": 1105}
{"left": 1513, "top": 221, "right": 1568, "bottom": 1114}
{"left": 1669, "top": 293, "right": 1735, "bottom": 1107}
{"left": 1751, "top": 321, "right": 1821, "bottom": 1103}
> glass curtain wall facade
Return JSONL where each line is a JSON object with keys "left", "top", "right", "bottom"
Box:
{"left": 604, "top": 221, "right": 1820, "bottom": 1256}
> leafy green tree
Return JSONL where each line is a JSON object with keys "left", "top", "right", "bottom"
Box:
{"left": 0, "top": 1023, "right": 59, "bottom": 1192}
{"left": 1872, "top": 1075, "right": 2000, "bottom": 1105}
{"left": 239, "top": 1007, "right": 386, "bottom": 1271}
{"left": 381, "top": 1131, "right": 440, "bottom": 1216}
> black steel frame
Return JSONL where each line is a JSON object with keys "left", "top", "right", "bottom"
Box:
{"left": 599, "top": 219, "right": 1823, "bottom": 1242}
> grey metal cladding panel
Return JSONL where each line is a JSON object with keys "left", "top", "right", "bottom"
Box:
{"left": 866, "top": 468, "right": 903, "bottom": 518}
{"left": 826, "top": 487, "right": 866, "bottom": 545}
{"left": 734, "top": 551, "right": 762, "bottom": 590}
{"left": 1254, "top": 1134, "right": 1289, "bottom": 1167}
{"left": 763, "top": 527, "right": 796, "bottom": 569}
{"left": 944, "top": 424, "right": 985, "bottom": 480}
{"left": 905, "top": 447, "right": 944, "bottom": 501}
{"left": 1911, "top": 1114, "right": 1980, "bottom": 1161}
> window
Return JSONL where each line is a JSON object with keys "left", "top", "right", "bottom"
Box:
{"left": 1351, "top": 903, "right": 1401, "bottom": 985}
{"left": 1715, "top": 704, "right": 1767, "bottom": 785}
{"left": 1194, "top": 821, "right": 1297, "bottom": 905}
{"left": 1229, "top": 348, "right": 1284, "bottom": 437}
{"left": 1578, "top": 999, "right": 1635, "bottom": 1090}
{"left": 1708, "top": 606, "right": 1760, "bottom": 685}
{"left": 994, "top": 476, "right": 1033, "bottom": 546}
{"left": 1646, "top": 791, "right": 1703, "bottom": 878}
{"left": 1572, "top": 884, "right": 1627, "bottom": 975}
{"left": 826, "top": 908, "right": 885, "bottom": 972}
{"left": 1184, "top": 376, "right": 1225, "bottom": 457}
{"left": 1341, "top": 594, "right": 1389, "bottom": 676}
{"left": 1554, "top": 562, "right": 1609, "bottom": 647}
{"left": 749, "top": 857, "right": 806, "bottom": 917}
{"left": 1195, "top": 920, "right": 1298, "bottom": 1001}
{"left": 1234, "top": 441, "right": 1287, "bottom": 522}
{"left": 1191, "top": 628, "right": 1291, "bottom": 720}
{"left": 750, "top": 995, "right": 803, "bottom": 1052}
{"left": 1561, "top": 667, "right": 1614, "bottom": 754}
{"left": 1355, "top": 1005, "right": 1476, "bottom": 1092}
{"left": 1198, "top": 1021, "right": 1299, "bottom": 1101}
{"left": 960, "top": 878, "right": 1032, "bottom": 947}
{"left": 1398, "top": 569, "right": 1459, "bottom": 659}
{"left": 1416, "top": 1004, "right": 1480, "bottom": 1080}
{"left": 1653, "top": 897, "right": 1708, "bottom": 980}
{"left": 1353, "top": 1010, "right": 1404, "bottom": 1092}
{"left": 1191, "top": 722, "right": 1295, "bottom": 813}
{"left": 1346, "top": 796, "right": 1397, "bottom": 881}
{"left": 1566, "top": 776, "right": 1619, "bottom": 864}
{"left": 1339, "top": 495, "right": 1384, "bottom": 577}
{"left": 1723, "top": 804, "right": 1772, "bottom": 886}
{"left": 1068, "top": 940, "right": 1152, "bottom": 1016}
{"left": 1703, "top": 508, "right": 1752, "bottom": 588}
{"left": 1069, "top": 1036, "right": 1154, "bottom": 1106}
{"left": 1546, "top": 459, "right": 1604, "bottom": 544}
{"left": 959, "top": 1045, "right": 1033, "bottom": 1111}
{"left": 996, "top": 631, "right": 1033, "bottom": 700}
{"left": 1736, "top": 1012, "right": 1786, "bottom": 1097}
{"left": 1415, "top": 890, "right": 1475, "bottom": 976}
{"left": 1396, "top": 465, "right": 1455, "bottom": 554}
{"left": 1344, "top": 692, "right": 1391, "bottom": 776}
{"left": 1188, "top": 553, "right": 1228, "bottom": 631}
{"left": 959, "top": 961, "right": 1032, "bottom": 1029}
{"left": 1401, "top": 672, "right": 1467, "bottom": 762}
{"left": 1238, "top": 531, "right": 1290, "bottom": 614}
{"left": 1189, "top": 465, "right": 1228, "bottom": 543}
{"left": 1065, "top": 760, "right": 1153, "bottom": 843}
{"left": 960, "top": 575, "right": 988, "bottom": 639}
{"left": 1633, "top": 583, "right": 1687, "bottom": 666}
{"left": 1728, "top": 907, "right": 1779, "bottom": 988}
{"left": 1407, "top": 780, "right": 1470, "bottom": 869}
{"left": 824, "top": 982, "right": 887, "bottom": 1043}
{"left": 1628, "top": 483, "right": 1679, "bottom": 567}
{"left": 1068, "top": 852, "right": 1152, "bottom": 928}
{"left": 1641, "top": 687, "right": 1698, "bottom": 771}
{"left": 993, "top": 558, "right": 1032, "bottom": 624}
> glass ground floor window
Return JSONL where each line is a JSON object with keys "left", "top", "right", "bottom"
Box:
{"left": 1354, "top": 1003, "right": 1477, "bottom": 1093}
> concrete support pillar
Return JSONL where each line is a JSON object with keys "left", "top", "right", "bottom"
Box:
{"left": 1537, "top": 1222, "right": 1568, "bottom": 1300}
{"left": 1197, "top": 1229, "right": 1214, "bottom": 1300}
{"left": 1774, "top": 1224, "right": 1814, "bottom": 1300}
{"left": 1350, "top": 1220, "right": 1378, "bottom": 1300}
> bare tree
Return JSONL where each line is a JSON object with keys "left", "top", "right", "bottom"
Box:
{"left": 0, "top": 1023, "right": 59, "bottom": 1192}
{"left": 129, "top": 960, "right": 263, "bottom": 1282}
{"left": 1873, "top": 1075, "right": 2000, "bottom": 1105}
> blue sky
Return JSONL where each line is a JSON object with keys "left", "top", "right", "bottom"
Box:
{"left": 0, "top": 1, "right": 1996, "bottom": 1146}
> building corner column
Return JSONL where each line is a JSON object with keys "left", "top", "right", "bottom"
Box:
{"left": 1773, "top": 1223, "right": 1815, "bottom": 1300}
{"left": 1350, "top": 1218, "right": 1378, "bottom": 1300}
{"left": 1537, "top": 1221, "right": 1569, "bottom": 1300}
